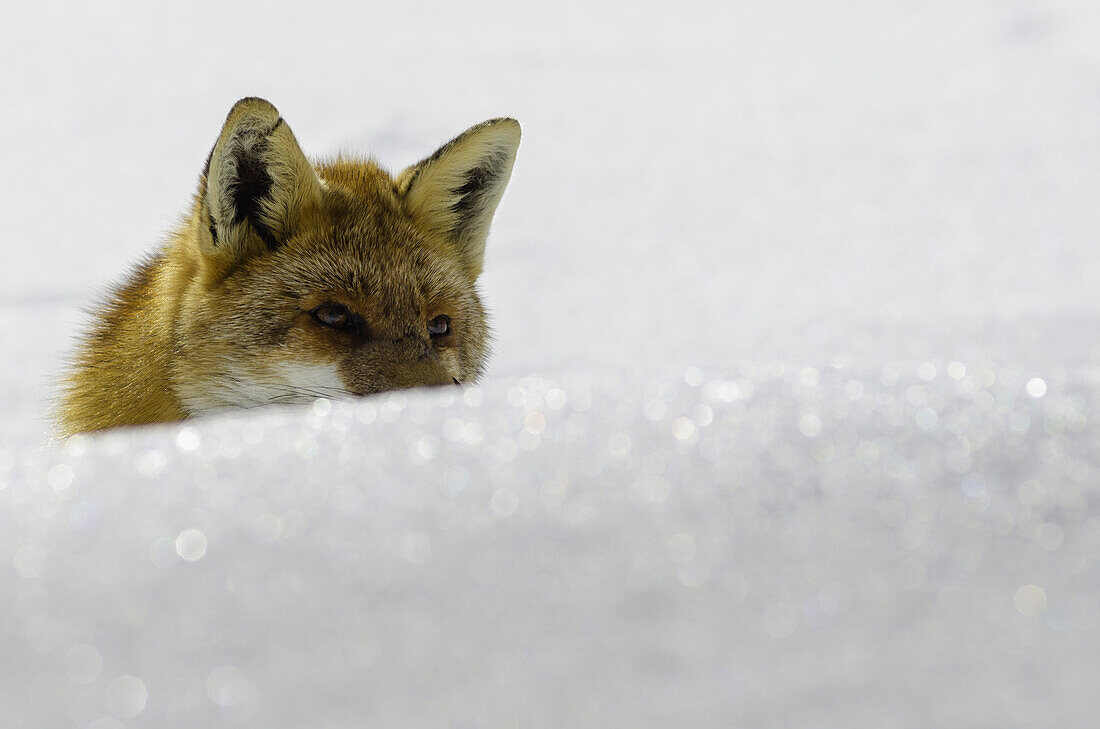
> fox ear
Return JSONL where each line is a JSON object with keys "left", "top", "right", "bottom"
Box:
{"left": 199, "top": 97, "right": 322, "bottom": 260}
{"left": 398, "top": 118, "right": 520, "bottom": 277}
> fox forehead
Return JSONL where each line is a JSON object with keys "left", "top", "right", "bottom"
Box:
{"left": 262, "top": 240, "right": 474, "bottom": 319}
{"left": 256, "top": 159, "right": 472, "bottom": 304}
{"left": 316, "top": 156, "right": 402, "bottom": 203}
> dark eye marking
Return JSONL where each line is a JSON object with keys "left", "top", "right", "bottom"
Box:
{"left": 428, "top": 314, "right": 450, "bottom": 337}
{"left": 311, "top": 303, "right": 363, "bottom": 334}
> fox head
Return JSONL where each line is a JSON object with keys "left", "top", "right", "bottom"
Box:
{"left": 174, "top": 97, "right": 520, "bottom": 414}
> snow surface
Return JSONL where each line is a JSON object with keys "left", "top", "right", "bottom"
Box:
{"left": 2, "top": 1, "right": 1099, "bottom": 727}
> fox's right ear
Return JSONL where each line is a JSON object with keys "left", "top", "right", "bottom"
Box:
{"left": 197, "top": 98, "right": 322, "bottom": 264}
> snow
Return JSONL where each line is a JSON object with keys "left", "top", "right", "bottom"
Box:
{"left": 2, "top": 1, "right": 1099, "bottom": 726}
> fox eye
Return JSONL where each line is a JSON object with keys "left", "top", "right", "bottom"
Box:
{"left": 428, "top": 315, "right": 450, "bottom": 336}
{"left": 312, "top": 303, "right": 355, "bottom": 331}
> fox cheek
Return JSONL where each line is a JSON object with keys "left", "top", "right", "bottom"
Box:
{"left": 272, "top": 363, "right": 349, "bottom": 399}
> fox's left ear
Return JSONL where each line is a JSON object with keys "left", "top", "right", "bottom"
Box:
{"left": 398, "top": 118, "right": 520, "bottom": 278}
{"left": 199, "top": 97, "right": 323, "bottom": 263}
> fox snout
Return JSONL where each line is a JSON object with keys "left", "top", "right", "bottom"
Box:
{"left": 343, "top": 339, "right": 458, "bottom": 395}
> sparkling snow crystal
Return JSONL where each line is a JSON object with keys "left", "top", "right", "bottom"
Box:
{"left": 3, "top": 0, "right": 1100, "bottom": 726}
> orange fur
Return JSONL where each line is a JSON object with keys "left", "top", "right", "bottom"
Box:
{"left": 58, "top": 98, "right": 520, "bottom": 435}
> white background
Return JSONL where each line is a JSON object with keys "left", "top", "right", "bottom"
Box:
{"left": 3, "top": 0, "right": 1098, "bottom": 443}
{"left": 1, "top": 2, "right": 1098, "bottom": 727}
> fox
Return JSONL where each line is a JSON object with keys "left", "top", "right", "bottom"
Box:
{"left": 57, "top": 97, "right": 520, "bottom": 435}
